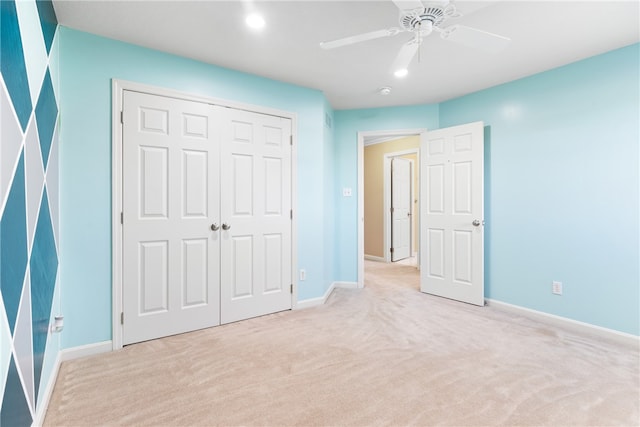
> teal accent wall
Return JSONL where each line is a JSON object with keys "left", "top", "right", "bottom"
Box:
{"left": 333, "top": 105, "right": 440, "bottom": 281}
{"left": 439, "top": 44, "right": 639, "bottom": 335}
{"left": 58, "top": 27, "right": 332, "bottom": 348}
{"left": 1, "top": 1, "right": 60, "bottom": 424}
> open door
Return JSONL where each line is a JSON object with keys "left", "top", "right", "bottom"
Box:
{"left": 391, "top": 157, "right": 412, "bottom": 261}
{"left": 420, "top": 122, "right": 484, "bottom": 306}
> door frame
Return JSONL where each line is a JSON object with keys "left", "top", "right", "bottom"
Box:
{"left": 111, "top": 79, "right": 298, "bottom": 350}
{"left": 385, "top": 152, "right": 417, "bottom": 263}
{"left": 357, "top": 129, "right": 426, "bottom": 288}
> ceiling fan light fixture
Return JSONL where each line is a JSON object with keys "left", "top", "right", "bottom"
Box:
{"left": 394, "top": 68, "right": 409, "bottom": 78}
{"left": 245, "top": 13, "right": 265, "bottom": 30}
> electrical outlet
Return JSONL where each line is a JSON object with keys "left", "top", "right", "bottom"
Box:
{"left": 552, "top": 281, "right": 563, "bottom": 295}
{"left": 300, "top": 269, "right": 306, "bottom": 281}
{"left": 342, "top": 188, "right": 352, "bottom": 197}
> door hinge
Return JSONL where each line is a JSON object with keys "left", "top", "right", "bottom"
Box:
{"left": 120, "top": 111, "right": 123, "bottom": 124}
{"left": 290, "top": 135, "right": 293, "bottom": 146}
{"left": 120, "top": 212, "right": 123, "bottom": 224}
{"left": 391, "top": 207, "right": 395, "bottom": 213}
{"left": 390, "top": 247, "right": 395, "bottom": 253}
{"left": 120, "top": 312, "right": 124, "bottom": 325}
{"left": 290, "top": 284, "right": 293, "bottom": 294}
{"left": 290, "top": 209, "right": 293, "bottom": 220}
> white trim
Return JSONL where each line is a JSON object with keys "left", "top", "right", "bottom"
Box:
{"left": 486, "top": 299, "right": 640, "bottom": 349}
{"left": 358, "top": 136, "right": 364, "bottom": 288}
{"left": 32, "top": 341, "right": 113, "bottom": 426}
{"left": 334, "top": 281, "right": 358, "bottom": 289}
{"left": 32, "top": 352, "right": 62, "bottom": 427}
{"left": 362, "top": 129, "right": 428, "bottom": 146}
{"left": 60, "top": 340, "right": 113, "bottom": 361}
{"left": 364, "top": 254, "right": 386, "bottom": 262}
{"left": 295, "top": 281, "right": 359, "bottom": 309}
{"left": 295, "top": 296, "right": 328, "bottom": 310}
{"left": 295, "top": 282, "right": 336, "bottom": 310}
{"left": 111, "top": 79, "right": 298, "bottom": 350}
{"left": 112, "top": 80, "right": 124, "bottom": 350}
{"left": 357, "top": 129, "right": 427, "bottom": 288}
{"left": 290, "top": 117, "right": 299, "bottom": 313}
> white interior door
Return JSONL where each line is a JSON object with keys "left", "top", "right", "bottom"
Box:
{"left": 391, "top": 157, "right": 412, "bottom": 261}
{"left": 122, "top": 90, "right": 220, "bottom": 344}
{"left": 219, "top": 107, "right": 292, "bottom": 324}
{"left": 420, "top": 122, "right": 484, "bottom": 306}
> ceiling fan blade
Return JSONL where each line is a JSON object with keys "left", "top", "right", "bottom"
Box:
{"left": 320, "top": 28, "right": 402, "bottom": 50}
{"left": 392, "top": 0, "right": 425, "bottom": 11}
{"left": 390, "top": 39, "right": 421, "bottom": 72}
{"left": 440, "top": 24, "right": 511, "bottom": 53}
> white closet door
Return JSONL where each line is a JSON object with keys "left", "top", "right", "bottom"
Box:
{"left": 218, "top": 107, "right": 292, "bottom": 324}
{"left": 391, "top": 157, "right": 412, "bottom": 261}
{"left": 122, "top": 91, "right": 220, "bottom": 344}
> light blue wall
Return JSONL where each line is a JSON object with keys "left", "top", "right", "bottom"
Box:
{"left": 332, "top": 45, "right": 639, "bottom": 336}
{"left": 59, "top": 28, "right": 331, "bottom": 348}
{"left": 439, "top": 44, "right": 639, "bottom": 335}
{"left": 333, "top": 105, "right": 440, "bottom": 281}
{"left": 58, "top": 24, "right": 638, "bottom": 351}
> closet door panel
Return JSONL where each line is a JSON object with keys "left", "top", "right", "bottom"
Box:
{"left": 219, "top": 108, "right": 292, "bottom": 324}
{"left": 122, "top": 91, "right": 220, "bottom": 345}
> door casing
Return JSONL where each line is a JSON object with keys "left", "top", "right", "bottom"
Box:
{"left": 111, "top": 79, "right": 298, "bottom": 350}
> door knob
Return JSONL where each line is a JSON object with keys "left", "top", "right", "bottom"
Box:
{"left": 210, "top": 223, "right": 219, "bottom": 231}
{"left": 222, "top": 223, "right": 231, "bottom": 231}
{"left": 472, "top": 220, "right": 481, "bottom": 227}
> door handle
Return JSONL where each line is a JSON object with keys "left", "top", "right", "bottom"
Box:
{"left": 211, "top": 223, "right": 219, "bottom": 231}
{"left": 222, "top": 223, "right": 231, "bottom": 231}
{"left": 472, "top": 220, "right": 481, "bottom": 227}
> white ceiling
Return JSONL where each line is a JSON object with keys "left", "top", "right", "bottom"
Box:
{"left": 52, "top": 0, "right": 639, "bottom": 110}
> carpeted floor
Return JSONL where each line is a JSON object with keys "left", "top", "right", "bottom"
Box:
{"left": 44, "top": 260, "right": 639, "bottom": 426}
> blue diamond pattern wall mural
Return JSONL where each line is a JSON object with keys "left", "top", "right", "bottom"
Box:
{"left": 1, "top": 1, "right": 59, "bottom": 426}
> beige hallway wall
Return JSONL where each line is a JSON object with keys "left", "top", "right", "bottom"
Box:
{"left": 364, "top": 135, "right": 420, "bottom": 258}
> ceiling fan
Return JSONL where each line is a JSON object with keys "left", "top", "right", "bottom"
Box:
{"left": 319, "top": 0, "right": 510, "bottom": 77}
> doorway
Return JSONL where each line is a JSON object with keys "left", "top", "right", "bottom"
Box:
{"left": 358, "top": 123, "right": 485, "bottom": 306}
{"left": 358, "top": 129, "right": 426, "bottom": 287}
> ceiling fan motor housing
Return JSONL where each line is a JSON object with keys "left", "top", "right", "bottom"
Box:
{"left": 400, "top": 4, "right": 447, "bottom": 34}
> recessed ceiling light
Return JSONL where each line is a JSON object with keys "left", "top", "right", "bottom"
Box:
{"left": 394, "top": 69, "right": 408, "bottom": 78}
{"left": 246, "top": 13, "right": 265, "bottom": 30}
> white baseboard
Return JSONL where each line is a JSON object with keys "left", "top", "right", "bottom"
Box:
{"left": 295, "top": 281, "right": 359, "bottom": 309}
{"left": 486, "top": 299, "right": 639, "bottom": 349}
{"left": 32, "top": 352, "right": 62, "bottom": 427}
{"left": 60, "top": 340, "right": 113, "bottom": 361}
{"left": 364, "top": 255, "right": 385, "bottom": 262}
{"left": 334, "top": 281, "right": 358, "bottom": 289}
{"left": 295, "top": 282, "right": 336, "bottom": 309}
{"left": 32, "top": 340, "right": 113, "bottom": 426}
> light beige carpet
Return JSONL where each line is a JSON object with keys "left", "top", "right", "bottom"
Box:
{"left": 45, "top": 260, "right": 639, "bottom": 426}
